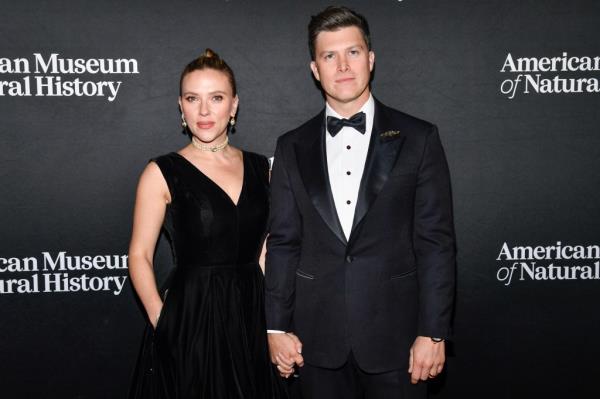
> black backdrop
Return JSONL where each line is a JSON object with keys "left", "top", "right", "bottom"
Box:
{"left": 1, "top": 1, "right": 599, "bottom": 397}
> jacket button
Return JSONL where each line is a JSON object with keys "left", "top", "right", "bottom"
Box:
{"left": 346, "top": 255, "right": 354, "bottom": 263}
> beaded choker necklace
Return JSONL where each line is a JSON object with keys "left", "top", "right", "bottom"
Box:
{"left": 191, "top": 135, "right": 229, "bottom": 152}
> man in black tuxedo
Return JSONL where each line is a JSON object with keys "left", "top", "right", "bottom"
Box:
{"left": 265, "top": 6, "right": 456, "bottom": 398}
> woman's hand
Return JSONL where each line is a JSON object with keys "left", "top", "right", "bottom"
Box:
{"left": 150, "top": 304, "right": 163, "bottom": 329}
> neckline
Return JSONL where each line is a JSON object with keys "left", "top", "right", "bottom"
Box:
{"left": 172, "top": 151, "right": 246, "bottom": 207}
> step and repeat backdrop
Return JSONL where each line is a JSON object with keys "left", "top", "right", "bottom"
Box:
{"left": 1, "top": 0, "right": 598, "bottom": 397}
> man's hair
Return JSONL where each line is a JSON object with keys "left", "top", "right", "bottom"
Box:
{"left": 179, "top": 48, "right": 237, "bottom": 96}
{"left": 308, "top": 6, "right": 371, "bottom": 60}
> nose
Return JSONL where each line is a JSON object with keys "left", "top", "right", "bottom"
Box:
{"left": 337, "top": 55, "right": 349, "bottom": 72}
{"left": 199, "top": 100, "right": 209, "bottom": 116}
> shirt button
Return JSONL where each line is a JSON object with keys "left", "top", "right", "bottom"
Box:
{"left": 346, "top": 200, "right": 351, "bottom": 205}
{"left": 346, "top": 145, "right": 351, "bottom": 150}
{"left": 346, "top": 255, "right": 354, "bottom": 263}
{"left": 346, "top": 171, "right": 351, "bottom": 175}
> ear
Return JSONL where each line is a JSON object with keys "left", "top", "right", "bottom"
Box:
{"left": 368, "top": 51, "right": 375, "bottom": 72}
{"left": 178, "top": 97, "right": 183, "bottom": 111}
{"left": 231, "top": 95, "right": 239, "bottom": 117}
{"left": 310, "top": 61, "right": 321, "bottom": 82}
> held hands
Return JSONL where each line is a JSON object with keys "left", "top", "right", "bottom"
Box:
{"left": 268, "top": 332, "right": 304, "bottom": 378}
{"left": 408, "top": 336, "right": 446, "bottom": 384}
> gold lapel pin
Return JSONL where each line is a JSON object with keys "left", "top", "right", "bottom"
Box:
{"left": 380, "top": 130, "right": 401, "bottom": 138}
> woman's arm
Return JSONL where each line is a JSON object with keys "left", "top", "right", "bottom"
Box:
{"left": 128, "top": 162, "right": 170, "bottom": 328}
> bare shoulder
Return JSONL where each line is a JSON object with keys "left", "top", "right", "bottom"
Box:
{"left": 141, "top": 160, "right": 165, "bottom": 182}
{"left": 137, "top": 161, "right": 170, "bottom": 203}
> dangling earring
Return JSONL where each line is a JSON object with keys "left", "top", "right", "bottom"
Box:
{"left": 229, "top": 116, "right": 236, "bottom": 127}
{"left": 181, "top": 114, "right": 187, "bottom": 129}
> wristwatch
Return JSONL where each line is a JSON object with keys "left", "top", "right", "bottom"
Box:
{"left": 431, "top": 337, "right": 444, "bottom": 343}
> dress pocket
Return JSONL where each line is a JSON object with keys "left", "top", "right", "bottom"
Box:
{"left": 154, "top": 289, "right": 169, "bottom": 332}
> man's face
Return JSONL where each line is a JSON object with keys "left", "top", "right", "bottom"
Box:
{"left": 310, "top": 26, "right": 374, "bottom": 111}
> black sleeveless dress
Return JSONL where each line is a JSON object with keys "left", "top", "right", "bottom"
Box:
{"left": 129, "top": 151, "right": 286, "bottom": 399}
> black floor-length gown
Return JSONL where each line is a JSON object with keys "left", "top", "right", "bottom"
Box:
{"left": 129, "top": 151, "right": 286, "bottom": 399}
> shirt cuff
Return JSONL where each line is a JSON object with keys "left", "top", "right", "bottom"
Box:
{"left": 267, "top": 329, "right": 286, "bottom": 334}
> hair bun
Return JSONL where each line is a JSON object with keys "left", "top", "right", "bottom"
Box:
{"left": 202, "top": 48, "right": 218, "bottom": 59}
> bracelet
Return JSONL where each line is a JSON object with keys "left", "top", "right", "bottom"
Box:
{"left": 431, "top": 337, "right": 444, "bottom": 343}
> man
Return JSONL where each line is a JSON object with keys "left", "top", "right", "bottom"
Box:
{"left": 265, "top": 6, "right": 456, "bottom": 398}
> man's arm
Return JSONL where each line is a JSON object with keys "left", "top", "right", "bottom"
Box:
{"left": 410, "top": 125, "right": 456, "bottom": 383}
{"left": 265, "top": 137, "right": 304, "bottom": 373}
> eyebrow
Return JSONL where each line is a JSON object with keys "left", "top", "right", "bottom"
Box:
{"left": 182, "top": 90, "right": 228, "bottom": 96}
{"left": 318, "top": 44, "right": 365, "bottom": 56}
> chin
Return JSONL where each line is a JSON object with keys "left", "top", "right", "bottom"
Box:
{"left": 191, "top": 132, "right": 216, "bottom": 143}
{"left": 331, "top": 87, "right": 362, "bottom": 99}
{"left": 332, "top": 94, "right": 362, "bottom": 104}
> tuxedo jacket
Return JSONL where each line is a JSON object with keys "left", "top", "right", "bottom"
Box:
{"left": 265, "top": 99, "right": 456, "bottom": 373}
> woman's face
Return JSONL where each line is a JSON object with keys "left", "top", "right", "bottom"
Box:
{"left": 179, "top": 68, "right": 238, "bottom": 144}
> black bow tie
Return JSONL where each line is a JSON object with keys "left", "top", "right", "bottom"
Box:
{"left": 326, "top": 112, "right": 366, "bottom": 137}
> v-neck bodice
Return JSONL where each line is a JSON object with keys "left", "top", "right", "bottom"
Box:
{"left": 152, "top": 151, "right": 269, "bottom": 267}
{"left": 171, "top": 152, "right": 246, "bottom": 207}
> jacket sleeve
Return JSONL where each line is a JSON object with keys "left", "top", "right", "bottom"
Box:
{"left": 265, "top": 137, "right": 303, "bottom": 331}
{"left": 413, "top": 125, "right": 456, "bottom": 338}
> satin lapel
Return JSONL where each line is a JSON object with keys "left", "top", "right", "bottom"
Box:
{"left": 294, "top": 111, "right": 347, "bottom": 246}
{"left": 350, "top": 101, "right": 406, "bottom": 236}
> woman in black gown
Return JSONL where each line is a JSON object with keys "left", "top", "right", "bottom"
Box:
{"left": 128, "top": 49, "right": 287, "bottom": 399}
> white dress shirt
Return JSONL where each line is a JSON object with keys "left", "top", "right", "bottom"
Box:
{"left": 325, "top": 94, "right": 375, "bottom": 240}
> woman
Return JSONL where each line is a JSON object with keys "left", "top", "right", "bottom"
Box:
{"left": 128, "top": 49, "right": 287, "bottom": 398}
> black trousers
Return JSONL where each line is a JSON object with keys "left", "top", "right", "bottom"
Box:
{"left": 297, "top": 352, "right": 426, "bottom": 399}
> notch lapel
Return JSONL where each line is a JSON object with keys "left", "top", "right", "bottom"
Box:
{"left": 350, "top": 100, "right": 406, "bottom": 238}
{"left": 295, "top": 111, "right": 347, "bottom": 246}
